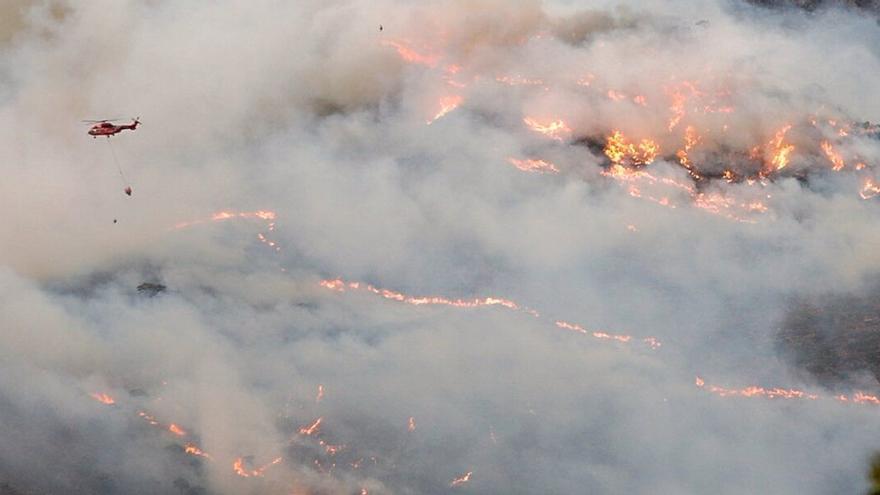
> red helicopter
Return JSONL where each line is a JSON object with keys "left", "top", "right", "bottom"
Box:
{"left": 83, "top": 117, "right": 140, "bottom": 138}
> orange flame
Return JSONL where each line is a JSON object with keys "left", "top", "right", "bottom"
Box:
{"left": 861, "top": 179, "right": 880, "bottom": 199}
{"left": 381, "top": 39, "right": 438, "bottom": 67}
{"left": 853, "top": 392, "right": 880, "bottom": 405}
{"left": 696, "top": 377, "right": 880, "bottom": 407}
{"left": 232, "top": 457, "right": 282, "bottom": 478}
{"left": 320, "top": 278, "right": 540, "bottom": 317}
{"left": 427, "top": 95, "right": 464, "bottom": 124}
{"left": 168, "top": 423, "right": 187, "bottom": 436}
{"left": 695, "top": 376, "right": 819, "bottom": 400}
{"left": 768, "top": 125, "right": 795, "bottom": 172}
{"left": 318, "top": 439, "right": 345, "bottom": 455}
{"left": 607, "top": 89, "right": 627, "bottom": 102}
{"left": 820, "top": 141, "right": 845, "bottom": 171}
{"left": 174, "top": 210, "right": 277, "bottom": 230}
{"left": 507, "top": 157, "right": 560, "bottom": 174}
{"left": 408, "top": 417, "right": 416, "bottom": 432}
{"left": 666, "top": 86, "right": 690, "bottom": 132}
{"left": 576, "top": 74, "right": 595, "bottom": 87}
{"left": 90, "top": 392, "right": 115, "bottom": 405}
{"left": 603, "top": 156, "right": 764, "bottom": 224}
{"left": 299, "top": 417, "right": 323, "bottom": 436}
{"left": 675, "top": 126, "right": 701, "bottom": 178}
{"left": 137, "top": 411, "right": 160, "bottom": 426}
{"left": 555, "top": 320, "right": 661, "bottom": 348}
{"left": 450, "top": 471, "right": 473, "bottom": 487}
{"left": 184, "top": 444, "right": 212, "bottom": 460}
{"left": 604, "top": 131, "right": 660, "bottom": 166}
{"left": 496, "top": 75, "right": 544, "bottom": 86}
{"left": 173, "top": 210, "right": 280, "bottom": 252}
{"left": 232, "top": 458, "right": 249, "bottom": 477}
{"left": 523, "top": 117, "right": 571, "bottom": 142}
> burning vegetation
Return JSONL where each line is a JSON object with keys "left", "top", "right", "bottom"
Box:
{"left": 6, "top": 1, "right": 880, "bottom": 494}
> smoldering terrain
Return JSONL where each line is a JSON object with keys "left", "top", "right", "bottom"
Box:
{"left": 2, "top": 1, "right": 880, "bottom": 494}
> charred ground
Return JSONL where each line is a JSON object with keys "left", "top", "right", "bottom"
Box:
{"left": 779, "top": 283, "right": 880, "bottom": 389}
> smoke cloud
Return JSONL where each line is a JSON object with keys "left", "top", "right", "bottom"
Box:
{"left": 2, "top": 1, "right": 880, "bottom": 493}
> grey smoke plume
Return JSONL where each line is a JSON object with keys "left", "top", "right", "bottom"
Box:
{"left": 2, "top": 1, "right": 880, "bottom": 494}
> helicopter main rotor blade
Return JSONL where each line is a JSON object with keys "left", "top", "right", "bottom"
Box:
{"left": 81, "top": 118, "right": 124, "bottom": 123}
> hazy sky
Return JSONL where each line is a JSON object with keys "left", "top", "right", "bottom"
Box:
{"left": 2, "top": 1, "right": 880, "bottom": 494}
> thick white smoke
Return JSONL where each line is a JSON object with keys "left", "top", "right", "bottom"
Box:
{"left": 2, "top": 1, "right": 880, "bottom": 494}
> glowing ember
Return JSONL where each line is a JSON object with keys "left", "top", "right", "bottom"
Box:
{"left": 820, "top": 141, "right": 845, "bottom": 171}
{"left": 522, "top": 117, "right": 571, "bottom": 141}
{"left": 450, "top": 471, "right": 473, "bottom": 487}
{"left": 316, "top": 384, "right": 324, "bottom": 404}
{"left": 427, "top": 95, "right": 464, "bottom": 124}
{"left": 90, "top": 392, "right": 115, "bottom": 405}
{"left": 408, "top": 417, "right": 416, "bottom": 432}
{"left": 507, "top": 157, "right": 560, "bottom": 174}
{"left": 299, "top": 417, "right": 323, "bottom": 436}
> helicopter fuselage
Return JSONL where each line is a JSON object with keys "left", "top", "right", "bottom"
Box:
{"left": 88, "top": 120, "right": 139, "bottom": 138}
